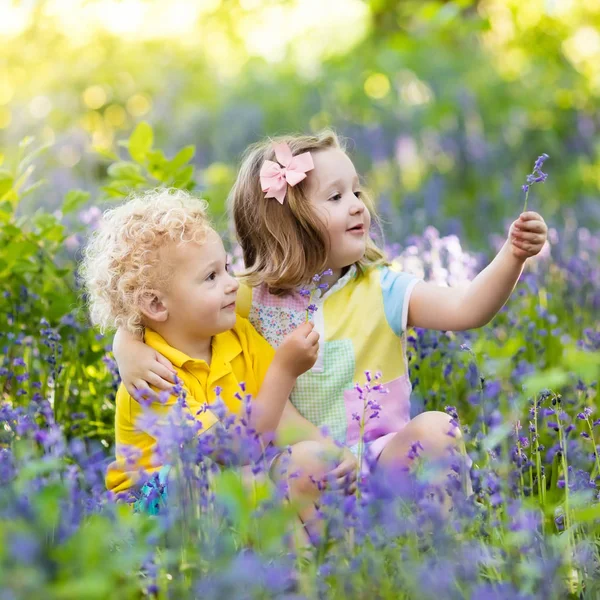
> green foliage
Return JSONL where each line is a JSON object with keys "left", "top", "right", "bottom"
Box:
{"left": 1, "top": 0, "right": 599, "bottom": 244}
{"left": 103, "top": 122, "right": 197, "bottom": 198}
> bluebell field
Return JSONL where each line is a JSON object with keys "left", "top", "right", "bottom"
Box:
{"left": 0, "top": 127, "right": 599, "bottom": 599}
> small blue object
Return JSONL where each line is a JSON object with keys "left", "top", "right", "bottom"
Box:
{"left": 133, "top": 465, "right": 171, "bottom": 515}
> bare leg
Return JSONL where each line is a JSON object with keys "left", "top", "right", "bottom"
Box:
{"left": 376, "top": 410, "right": 472, "bottom": 513}
{"left": 270, "top": 440, "right": 339, "bottom": 543}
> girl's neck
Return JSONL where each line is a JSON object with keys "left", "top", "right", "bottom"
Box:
{"left": 319, "top": 265, "right": 349, "bottom": 291}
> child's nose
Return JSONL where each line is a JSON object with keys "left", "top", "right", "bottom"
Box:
{"left": 349, "top": 197, "right": 365, "bottom": 214}
{"left": 227, "top": 274, "right": 240, "bottom": 293}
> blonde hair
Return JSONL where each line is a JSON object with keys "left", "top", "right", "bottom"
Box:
{"left": 229, "top": 130, "right": 386, "bottom": 294}
{"left": 81, "top": 188, "right": 211, "bottom": 335}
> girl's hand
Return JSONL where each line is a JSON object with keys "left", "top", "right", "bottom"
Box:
{"left": 113, "top": 329, "right": 176, "bottom": 396}
{"left": 274, "top": 321, "right": 320, "bottom": 378}
{"left": 509, "top": 211, "right": 548, "bottom": 261}
{"left": 325, "top": 446, "right": 358, "bottom": 494}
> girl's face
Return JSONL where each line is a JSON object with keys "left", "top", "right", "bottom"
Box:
{"left": 305, "top": 148, "right": 370, "bottom": 272}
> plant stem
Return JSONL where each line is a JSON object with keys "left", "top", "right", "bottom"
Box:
{"left": 522, "top": 188, "right": 530, "bottom": 213}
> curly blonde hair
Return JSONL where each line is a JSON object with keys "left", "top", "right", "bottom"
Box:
{"left": 229, "top": 130, "right": 387, "bottom": 294}
{"left": 80, "top": 188, "right": 211, "bottom": 335}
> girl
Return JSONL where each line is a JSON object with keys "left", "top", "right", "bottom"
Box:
{"left": 113, "top": 130, "right": 548, "bottom": 523}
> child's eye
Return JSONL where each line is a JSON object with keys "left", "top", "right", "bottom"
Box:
{"left": 225, "top": 263, "right": 231, "bottom": 273}
{"left": 328, "top": 193, "right": 342, "bottom": 202}
{"left": 354, "top": 191, "right": 362, "bottom": 199}
{"left": 206, "top": 272, "right": 216, "bottom": 281}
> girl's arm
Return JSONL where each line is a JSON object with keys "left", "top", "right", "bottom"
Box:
{"left": 113, "top": 327, "right": 176, "bottom": 396}
{"left": 276, "top": 400, "right": 335, "bottom": 447}
{"left": 408, "top": 211, "right": 548, "bottom": 331}
{"left": 249, "top": 322, "right": 319, "bottom": 435}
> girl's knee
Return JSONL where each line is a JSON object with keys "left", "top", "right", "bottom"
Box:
{"left": 272, "top": 440, "right": 336, "bottom": 495}
{"left": 420, "top": 410, "right": 460, "bottom": 436}
{"left": 411, "top": 411, "right": 462, "bottom": 452}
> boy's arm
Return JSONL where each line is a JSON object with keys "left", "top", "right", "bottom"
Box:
{"left": 408, "top": 212, "right": 548, "bottom": 331}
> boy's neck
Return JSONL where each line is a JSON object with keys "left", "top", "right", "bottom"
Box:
{"left": 152, "top": 326, "right": 213, "bottom": 364}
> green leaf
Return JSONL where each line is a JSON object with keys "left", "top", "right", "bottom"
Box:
{"left": 128, "top": 121, "right": 153, "bottom": 164}
{"left": 21, "top": 178, "right": 48, "bottom": 198}
{"left": 101, "top": 182, "right": 130, "bottom": 198}
{"left": 171, "top": 164, "right": 194, "bottom": 188}
{"left": 147, "top": 149, "right": 168, "bottom": 179}
{"left": 0, "top": 172, "right": 13, "bottom": 198}
{"left": 214, "top": 469, "right": 250, "bottom": 527}
{"left": 522, "top": 368, "right": 569, "bottom": 396}
{"left": 62, "top": 189, "right": 91, "bottom": 214}
{"left": 32, "top": 482, "right": 66, "bottom": 532}
{"left": 106, "top": 161, "right": 146, "bottom": 183}
{"left": 18, "top": 457, "right": 65, "bottom": 482}
{"left": 94, "top": 146, "right": 119, "bottom": 161}
{"left": 17, "top": 141, "right": 52, "bottom": 174}
{"left": 168, "top": 145, "right": 195, "bottom": 171}
{"left": 572, "top": 503, "right": 600, "bottom": 523}
{"left": 563, "top": 347, "right": 600, "bottom": 383}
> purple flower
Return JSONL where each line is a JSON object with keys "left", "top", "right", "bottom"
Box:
{"left": 522, "top": 153, "right": 549, "bottom": 211}
{"left": 407, "top": 440, "right": 424, "bottom": 460}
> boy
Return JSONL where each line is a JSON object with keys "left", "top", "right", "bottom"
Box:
{"left": 81, "top": 188, "right": 321, "bottom": 505}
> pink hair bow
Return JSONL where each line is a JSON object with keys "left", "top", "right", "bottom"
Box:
{"left": 259, "top": 142, "right": 314, "bottom": 204}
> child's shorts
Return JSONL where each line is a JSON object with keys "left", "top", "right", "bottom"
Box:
{"left": 348, "top": 431, "right": 397, "bottom": 475}
{"left": 133, "top": 465, "right": 171, "bottom": 515}
{"left": 132, "top": 461, "right": 274, "bottom": 515}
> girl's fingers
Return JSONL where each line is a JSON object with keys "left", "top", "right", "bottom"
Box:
{"left": 519, "top": 211, "right": 543, "bottom": 221}
{"left": 328, "top": 460, "right": 357, "bottom": 480}
{"left": 155, "top": 353, "right": 176, "bottom": 379}
{"left": 128, "top": 381, "right": 144, "bottom": 396}
{"left": 516, "top": 223, "right": 546, "bottom": 234}
{"left": 513, "top": 231, "right": 544, "bottom": 243}
{"left": 130, "top": 380, "right": 152, "bottom": 398}
{"left": 154, "top": 363, "right": 177, "bottom": 384}
{"left": 326, "top": 473, "right": 356, "bottom": 491}
{"left": 146, "top": 372, "right": 175, "bottom": 391}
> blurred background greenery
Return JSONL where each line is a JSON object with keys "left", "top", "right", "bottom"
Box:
{"left": 1, "top": 0, "right": 599, "bottom": 246}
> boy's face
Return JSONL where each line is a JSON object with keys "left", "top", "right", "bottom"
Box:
{"left": 160, "top": 229, "right": 239, "bottom": 339}
{"left": 305, "top": 148, "right": 371, "bottom": 271}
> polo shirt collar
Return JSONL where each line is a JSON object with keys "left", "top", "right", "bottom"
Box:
{"left": 145, "top": 328, "right": 243, "bottom": 371}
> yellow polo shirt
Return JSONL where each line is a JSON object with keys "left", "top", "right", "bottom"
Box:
{"left": 106, "top": 316, "right": 275, "bottom": 493}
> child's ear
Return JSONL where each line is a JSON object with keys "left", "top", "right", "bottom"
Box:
{"left": 139, "top": 290, "right": 168, "bottom": 322}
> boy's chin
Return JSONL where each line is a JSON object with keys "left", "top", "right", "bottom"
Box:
{"left": 189, "top": 316, "right": 236, "bottom": 338}
{"left": 217, "top": 312, "right": 237, "bottom": 332}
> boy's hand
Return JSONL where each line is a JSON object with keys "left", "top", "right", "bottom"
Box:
{"left": 274, "top": 322, "right": 319, "bottom": 377}
{"left": 509, "top": 211, "right": 548, "bottom": 261}
{"left": 113, "top": 330, "right": 176, "bottom": 396}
